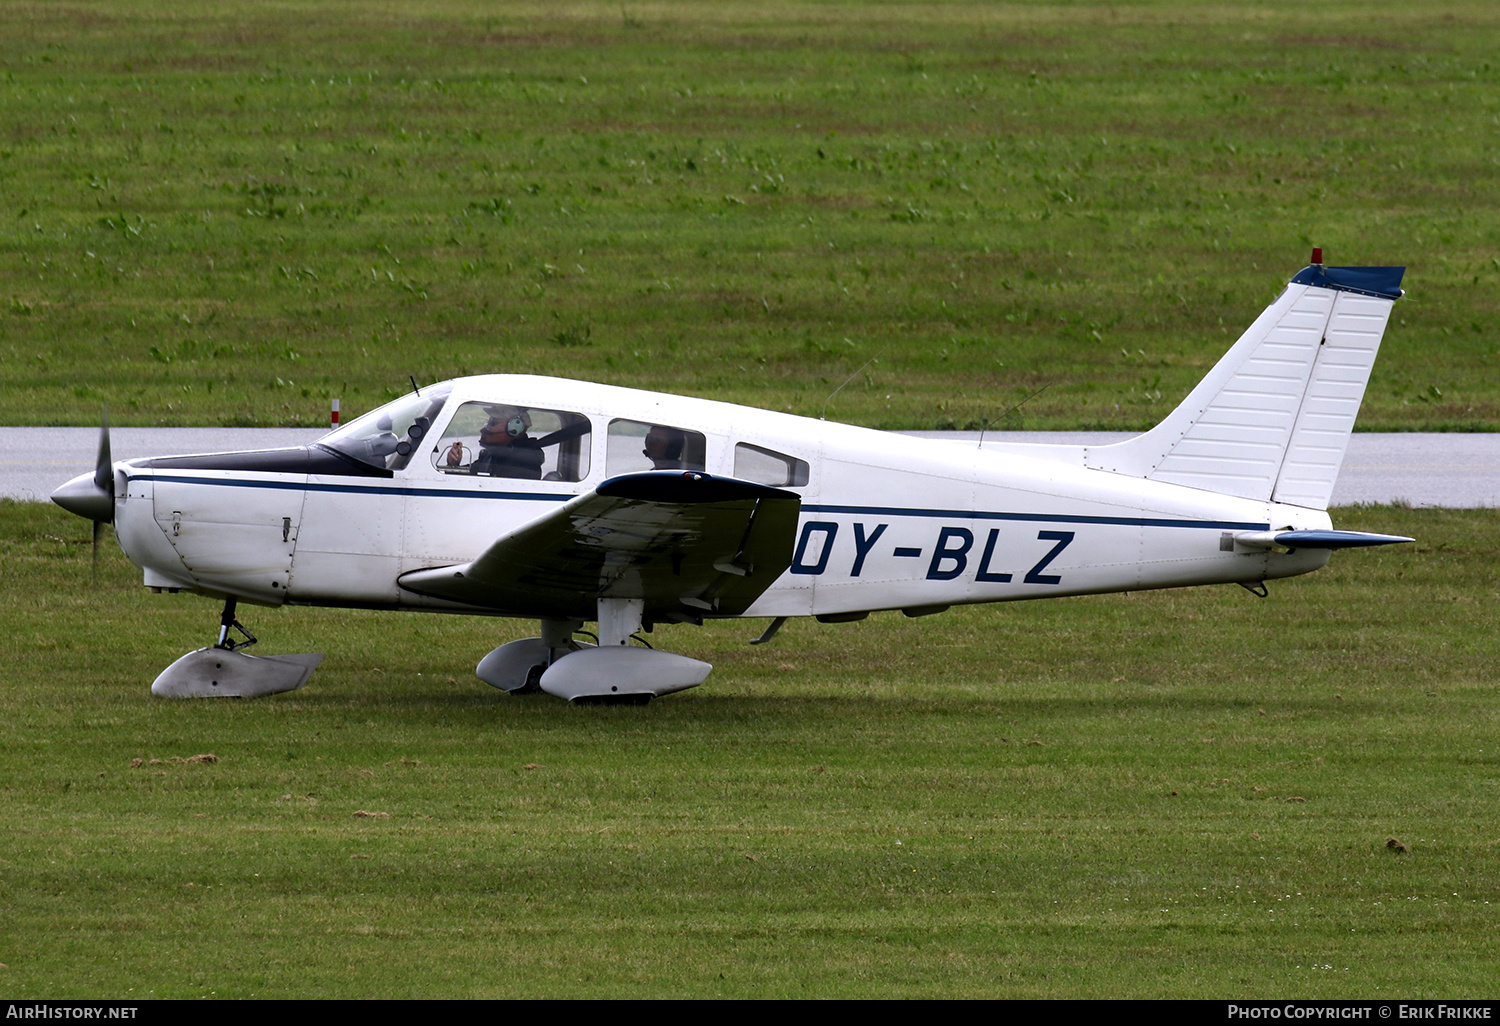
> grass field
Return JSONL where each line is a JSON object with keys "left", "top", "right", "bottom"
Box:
{"left": 1, "top": 500, "right": 1495, "bottom": 998}
{"left": 2, "top": 0, "right": 1499, "bottom": 430}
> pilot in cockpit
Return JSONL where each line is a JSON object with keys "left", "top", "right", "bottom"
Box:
{"left": 644, "top": 425, "right": 688, "bottom": 470}
{"left": 470, "top": 405, "right": 545, "bottom": 479}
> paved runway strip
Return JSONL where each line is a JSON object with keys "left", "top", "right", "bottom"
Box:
{"left": 5, "top": 427, "right": 1497, "bottom": 507}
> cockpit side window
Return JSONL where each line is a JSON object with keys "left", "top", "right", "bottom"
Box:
{"left": 318, "top": 385, "right": 452, "bottom": 471}
{"left": 607, "top": 419, "right": 706, "bottom": 476}
{"left": 733, "top": 442, "right": 809, "bottom": 487}
{"left": 432, "top": 401, "right": 592, "bottom": 482}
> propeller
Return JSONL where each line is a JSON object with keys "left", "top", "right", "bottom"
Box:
{"left": 91, "top": 409, "right": 113, "bottom": 572}
{"left": 51, "top": 409, "right": 116, "bottom": 569}
{"left": 93, "top": 407, "right": 112, "bottom": 497}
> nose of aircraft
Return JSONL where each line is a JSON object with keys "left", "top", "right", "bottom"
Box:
{"left": 52, "top": 469, "right": 115, "bottom": 522}
{"left": 53, "top": 411, "right": 116, "bottom": 524}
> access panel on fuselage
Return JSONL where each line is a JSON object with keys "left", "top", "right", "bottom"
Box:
{"left": 151, "top": 474, "right": 304, "bottom": 605}
{"left": 289, "top": 476, "right": 407, "bottom": 606}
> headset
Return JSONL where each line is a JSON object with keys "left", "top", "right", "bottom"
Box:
{"left": 486, "top": 407, "right": 531, "bottom": 438}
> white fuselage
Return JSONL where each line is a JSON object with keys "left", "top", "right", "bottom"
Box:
{"left": 111, "top": 374, "right": 1330, "bottom": 619}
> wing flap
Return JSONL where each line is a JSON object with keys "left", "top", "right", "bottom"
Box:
{"left": 398, "top": 472, "right": 801, "bottom": 619}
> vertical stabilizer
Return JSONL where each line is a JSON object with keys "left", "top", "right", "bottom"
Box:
{"left": 1083, "top": 260, "right": 1404, "bottom": 510}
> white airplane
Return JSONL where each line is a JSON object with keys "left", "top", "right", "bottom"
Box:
{"left": 53, "top": 252, "right": 1412, "bottom": 703}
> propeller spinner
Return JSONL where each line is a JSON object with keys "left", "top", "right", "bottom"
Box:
{"left": 51, "top": 410, "right": 116, "bottom": 525}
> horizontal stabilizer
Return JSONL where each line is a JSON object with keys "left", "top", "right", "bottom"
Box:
{"left": 1233, "top": 529, "right": 1413, "bottom": 551}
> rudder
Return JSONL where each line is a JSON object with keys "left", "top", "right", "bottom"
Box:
{"left": 1083, "top": 257, "right": 1404, "bottom": 510}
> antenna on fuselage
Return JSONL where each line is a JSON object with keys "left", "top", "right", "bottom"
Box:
{"left": 977, "top": 382, "right": 1052, "bottom": 450}
{"left": 821, "top": 343, "right": 890, "bottom": 420}
{"left": 409, "top": 375, "right": 422, "bottom": 396}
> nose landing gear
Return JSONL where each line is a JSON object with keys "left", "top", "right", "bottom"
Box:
{"left": 150, "top": 597, "right": 324, "bottom": 699}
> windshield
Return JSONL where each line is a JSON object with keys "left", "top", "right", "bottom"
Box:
{"left": 318, "top": 384, "right": 453, "bottom": 471}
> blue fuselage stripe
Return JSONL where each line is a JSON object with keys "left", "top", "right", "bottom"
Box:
{"left": 146, "top": 473, "right": 572, "bottom": 503}
{"left": 803, "top": 503, "right": 1267, "bottom": 531}
{"left": 141, "top": 472, "right": 1268, "bottom": 532}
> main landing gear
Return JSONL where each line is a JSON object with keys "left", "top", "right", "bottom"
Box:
{"left": 476, "top": 599, "right": 712, "bottom": 704}
{"left": 150, "top": 597, "right": 323, "bottom": 699}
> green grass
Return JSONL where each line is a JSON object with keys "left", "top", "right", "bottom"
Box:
{"left": 1, "top": 499, "right": 1496, "bottom": 997}
{"left": 2, "top": 0, "right": 1499, "bottom": 430}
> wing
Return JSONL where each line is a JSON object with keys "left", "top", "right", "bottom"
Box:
{"left": 397, "top": 472, "right": 801, "bottom": 620}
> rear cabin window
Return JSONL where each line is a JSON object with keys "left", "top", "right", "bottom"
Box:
{"left": 432, "top": 402, "right": 591, "bottom": 482}
{"left": 734, "top": 443, "right": 809, "bottom": 487}
{"left": 607, "top": 419, "right": 707, "bottom": 476}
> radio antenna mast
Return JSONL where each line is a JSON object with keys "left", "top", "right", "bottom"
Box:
{"left": 978, "top": 382, "right": 1051, "bottom": 449}
{"left": 822, "top": 343, "right": 890, "bottom": 421}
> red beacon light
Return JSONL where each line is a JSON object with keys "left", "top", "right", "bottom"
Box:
{"left": 1311, "top": 247, "right": 1324, "bottom": 267}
